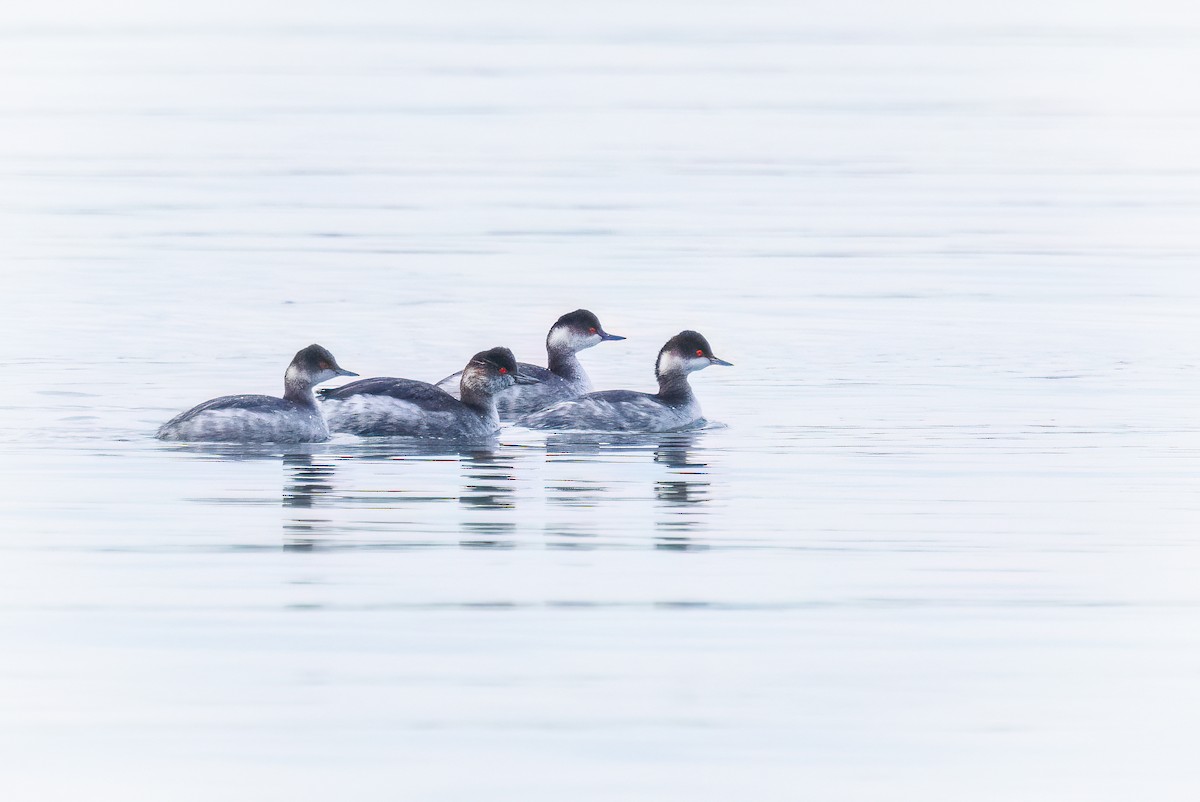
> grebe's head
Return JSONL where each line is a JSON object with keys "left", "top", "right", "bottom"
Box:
{"left": 547, "top": 309, "right": 625, "bottom": 354}
{"left": 654, "top": 331, "right": 732, "bottom": 379}
{"left": 461, "top": 346, "right": 539, "bottom": 396}
{"left": 286, "top": 344, "right": 358, "bottom": 387}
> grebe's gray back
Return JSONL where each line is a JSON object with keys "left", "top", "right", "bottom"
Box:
{"left": 323, "top": 347, "right": 538, "bottom": 438}
{"left": 156, "top": 344, "right": 357, "bottom": 443}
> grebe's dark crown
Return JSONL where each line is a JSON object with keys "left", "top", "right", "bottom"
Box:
{"left": 292, "top": 344, "right": 357, "bottom": 376}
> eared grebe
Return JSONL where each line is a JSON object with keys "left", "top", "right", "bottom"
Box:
{"left": 517, "top": 331, "right": 731, "bottom": 432}
{"left": 435, "top": 309, "right": 623, "bottom": 417}
{"left": 156, "top": 344, "right": 357, "bottom": 443}
{"left": 320, "top": 347, "right": 537, "bottom": 438}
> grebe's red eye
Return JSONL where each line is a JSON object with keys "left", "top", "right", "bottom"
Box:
{"left": 319, "top": 361, "right": 331, "bottom": 369}
{"left": 499, "top": 367, "right": 508, "bottom": 374}
{"left": 589, "top": 327, "right": 597, "bottom": 334}
{"left": 696, "top": 349, "right": 704, "bottom": 357}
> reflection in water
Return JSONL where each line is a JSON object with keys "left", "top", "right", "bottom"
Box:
{"left": 277, "top": 440, "right": 513, "bottom": 550}
{"left": 652, "top": 434, "right": 710, "bottom": 550}
{"left": 282, "top": 453, "right": 337, "bottom": 551}
{"left": 459, "top": 449, "right": 519, "bottom": 548}
{"left": 165, "top": 433, "right": 715, "bottom": 551}
{"left": 161, "top": 443, "right": 342, "bottom": 550}
{"left": 544, "top": 432, "right": 714, "bottom": 549}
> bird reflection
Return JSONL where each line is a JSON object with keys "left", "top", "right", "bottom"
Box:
{"left": 459, "top": 449, "right": 519, "bottom": 548}
{"left": 282, "top": 452, "right": 338, "bottom": 550}
{"left": 652, "top": 434, "right": 710, "bottom": 550}
{"left": 543, "top": 431, "right": 713, "bottom": 548}
{"left": 159, "top": 443, "right": 342, "bottom": 549}
{"left": 283, "top": 453, "right": 335, "bottom": 508}
{"left": 165, "top": 431, "right": 714, "bottom": 552}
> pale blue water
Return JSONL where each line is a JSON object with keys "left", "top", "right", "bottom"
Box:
{"left": 4, "top": 2, "right": 1200, "bottom": 799}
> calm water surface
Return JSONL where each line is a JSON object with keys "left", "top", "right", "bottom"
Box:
{"left": 3, "top": 2, "right": 1200, "bottom": 799}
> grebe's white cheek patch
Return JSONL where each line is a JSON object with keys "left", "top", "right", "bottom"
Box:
{"left": 657, "top": 351, "right": 687, "bottom": 375}
{"left": 547, "top": 326, "right": 575, "bottom": 353}
{"left": 285, "top": 365, "right": 305, "bottom": 385}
